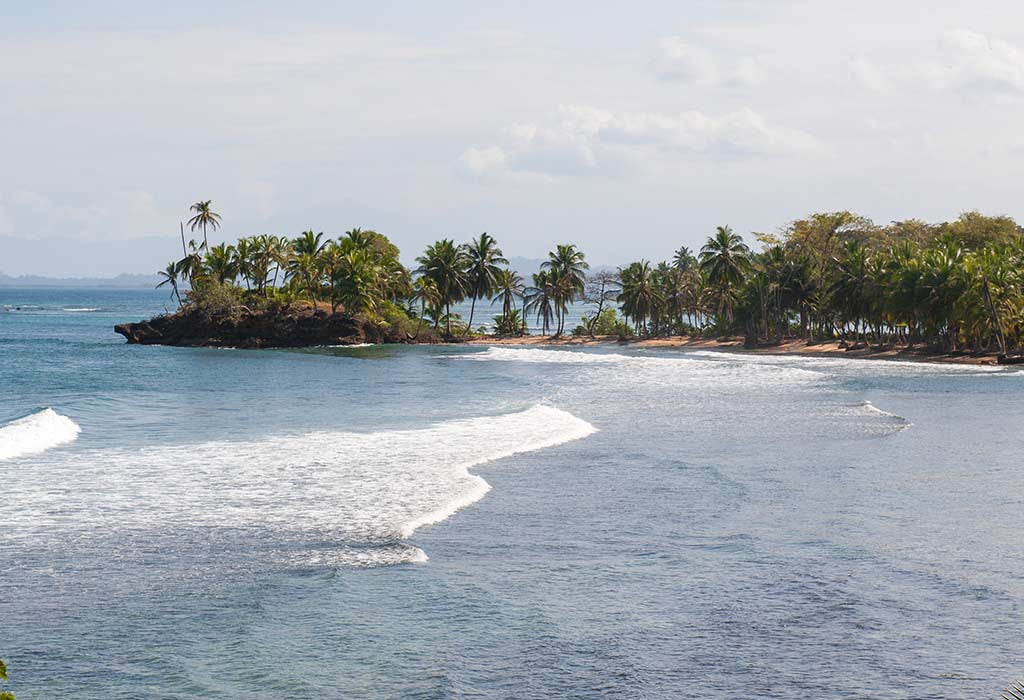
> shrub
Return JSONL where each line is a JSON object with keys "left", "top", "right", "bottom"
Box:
{"left": 573, "top": 308, "right": 632, "bottom": 338}
{"left": 493, "top": 310, "right": 526, "bottom": 337}
{"left": 185, "top": 280, "right": 246, "bottom": 320}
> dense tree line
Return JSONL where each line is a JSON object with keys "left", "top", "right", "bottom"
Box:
{"left": 159, "top": 202, "right": 1024, "bottom": 352}
{"left": 612, "top": 211, "right": 1024, "bottom": 353}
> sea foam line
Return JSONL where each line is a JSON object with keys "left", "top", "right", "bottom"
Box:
{"left": 0, "top": 408, "right": 81, "bottom": 460}
{"left": 398, "top": 404, "right": 597, "bottom": 538}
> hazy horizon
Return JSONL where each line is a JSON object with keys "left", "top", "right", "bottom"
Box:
{"left": 5, "top": 1, "right": 1024, "bottom": 276}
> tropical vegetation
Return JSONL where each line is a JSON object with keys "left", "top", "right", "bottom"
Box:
{"left": 157, "top": 202, "right": 1024, "bottom": 354}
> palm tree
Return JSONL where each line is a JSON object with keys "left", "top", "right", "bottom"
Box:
{"left": 204, "top": 242, "right": 237, "bottom": 284}
{"left": 524, "top": 270, "right": 557, "bottom": 335}
{"left": 177, "top": 239, "right": 204, "bottom": 286}
{"left": 673, "top": 245, "right": 697, "bottom": 271}
{"left": 415, "top": 239, "right": 469, "bottom": 336}
{"left": 232, "top": 237, "right": 254, "bottom": 290}
{"left": 293, "top": 230, "right": 326, "bottom": 258}
{"left": 187, "top": 200, "right": 221, "bottom": 251}
{"left": 289, "top": 231, "right": 326, "bottom": 308}
{"left": 156, "top": 261, "right": 182, "bottom": 305}
{"left": 542, "top": 244, "right": 589, "bottom": 335}
{"left": 269, "top": 235, "right": 291, "bottom": 292}
{"left": 492, "top": 268, "right": 524, "bottom": 320}
{"left": 412, "top": 276, "right": 441, "bottom": 332}
{"left": 462, "top": 232, "right": 508, "bottom": 335}
{"left": 699, "top": 226, "right": 751, "bottom": 325}
{"left": 618, "top": 260, "right": 662, "bottom": 335}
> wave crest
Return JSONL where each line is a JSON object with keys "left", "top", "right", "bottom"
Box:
{"left": 2, "top": 404, "right": 596, "bottom": 567}
{"left": 0, "top": 408, "right": 81, "bottom": 460}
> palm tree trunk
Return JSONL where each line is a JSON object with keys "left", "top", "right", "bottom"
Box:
{"left": 465, "top": 296, "right": 477, "bottom": 337}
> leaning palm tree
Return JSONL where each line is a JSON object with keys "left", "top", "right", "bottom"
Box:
{"left": 177, "top": 239, "right": 204, "bottom": 285}
{"left": 415, "top": 239, "right": 469, "bottom": 336}
{"left": 156, "top": 261, "right": 183, "bottom": 305}
{"left": 187, "top": 200, "right": 221, "bottom": 251}
{"left": 462, "top": 232, "right": 508, "bottom": 335}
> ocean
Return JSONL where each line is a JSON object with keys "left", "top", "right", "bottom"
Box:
{"left": 2, "top": 288, "right": 1023, "bottom": 699}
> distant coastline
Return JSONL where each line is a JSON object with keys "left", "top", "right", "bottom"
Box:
{"left": 0, "top": 272, "right": 160, "bottom": 288}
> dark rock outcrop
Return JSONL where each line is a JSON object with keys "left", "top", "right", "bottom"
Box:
{"left": 115, "top": 307, "right": 412, "bottom": 348}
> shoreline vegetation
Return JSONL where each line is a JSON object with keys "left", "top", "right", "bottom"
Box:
{"left": 115, "top": 201, "right": 1024, "bottom": 365}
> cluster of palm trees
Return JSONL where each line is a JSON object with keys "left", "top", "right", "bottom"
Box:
{"left": 158, "top": 202, "right": 411, "bottom": 317}
{"left": 411, "top": 236, "right": 591, "bottom": 337}
{"left": 158, "top": 203, "right": 595, "bottom": 339}
{"left": 614, "top": 211, "right": 1024, "bottom": 353}
{"left": 159, "top": 202, "right": 1024, "bottom": 352}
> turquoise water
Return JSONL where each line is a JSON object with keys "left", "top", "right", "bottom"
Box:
{"left": 3, "top": 288, "right": 1024, "bottom": 699}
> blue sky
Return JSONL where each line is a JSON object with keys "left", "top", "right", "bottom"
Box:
{"left": 4, "top": 1, "right": 1024, "bottom": 276}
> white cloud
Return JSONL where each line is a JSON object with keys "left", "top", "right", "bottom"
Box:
{"left": 852, "top": 30, "right": 1024, "bottom": 98}
{"left": 458, "top": 105, "right": 820, "bottom": 179}
{"left": 939, "top": 29, "right": 1024, "bottom": 95}
{"left": 653, "top": 36, "right": 763, "bottom": 87}
{"left": 1, "top": 189, "right": 170, "bottom": 240}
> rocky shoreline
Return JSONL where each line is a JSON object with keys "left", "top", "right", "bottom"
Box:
{"left": 114, "top": 306, "right": 426, "bottom": 349}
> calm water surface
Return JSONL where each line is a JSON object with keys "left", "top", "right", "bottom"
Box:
{"left": 2, "top": 288, "right": 1023, "bottom": 699}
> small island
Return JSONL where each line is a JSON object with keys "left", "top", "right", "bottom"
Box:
{"left": 118, "top": 202, "right": 1024, "bottom": 362}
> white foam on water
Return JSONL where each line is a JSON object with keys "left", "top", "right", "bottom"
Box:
{"left": 63, "top": 307, "right": 100, "bottom": 312}
{"left": 0, "top": 408, "right": 81, "bottom": 460}
{"left": 454, "top": 345, "right": 828, "bottom": 389}
{"left": 3, "top": 404, "right": 596, "bottom": 567}
{"left": 458, "top": 346, "right": 634, "bottom": 364}
{"left": 685, "top": 349, "right": 1006, "bottom": 375}
{"left": 819, "top": 400, "right": 912, "bottom": 437}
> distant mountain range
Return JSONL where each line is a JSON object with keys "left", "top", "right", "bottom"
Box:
{"left": 0, "top": 271, "right": 161, "bottom": 288}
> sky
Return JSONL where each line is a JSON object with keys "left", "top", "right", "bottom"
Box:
{"left": 4, "top": 0, "right": 1024, "bottom": 276}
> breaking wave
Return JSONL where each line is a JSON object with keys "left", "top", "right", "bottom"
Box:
{"left": 0, "top": 408, "right": 81, "bottom": 461}
{"left": 3, "top": 404, "right": 596, "bottom": 567}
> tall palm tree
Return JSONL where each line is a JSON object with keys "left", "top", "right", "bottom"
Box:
{"left": 492, "top": 268, "right": 524, "bottom": 320}
{"left": 415, "top": 239, "right": 470, "bottom": 336}
{"left": 524, "top": 270, "right": 558, "bottom": 336}
{"left": 699, "top": 226, "right": 751, "bottom": 325}
{"left": 288, "top": 231, "right": 326, "bottom": 308}
{"left": 462, "top": 232, "right": 508, "bottom": 335}
{"left": 542, "top": 244, "right": 589, "bottom": 335}
{"left": 156, "top": 261, "right": 183, "bottom": 305}
{"left": 269, "top": 235, "right": 291, "bottom": 292}
{"left": 618, "top": 260, "right": 662, "bottom": 335}
{"left": 187, "top": 200, "right": 221, "bottom": 251}
{"left": 412, "top": 276, "right": 441, "bottom": 332}
{"left": 232, "top": 237, "right": 254, "bottom": 290}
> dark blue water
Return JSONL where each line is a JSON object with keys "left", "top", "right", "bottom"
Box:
{"left": 2, "top": 288, "right": 1023, "bottom": 699}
